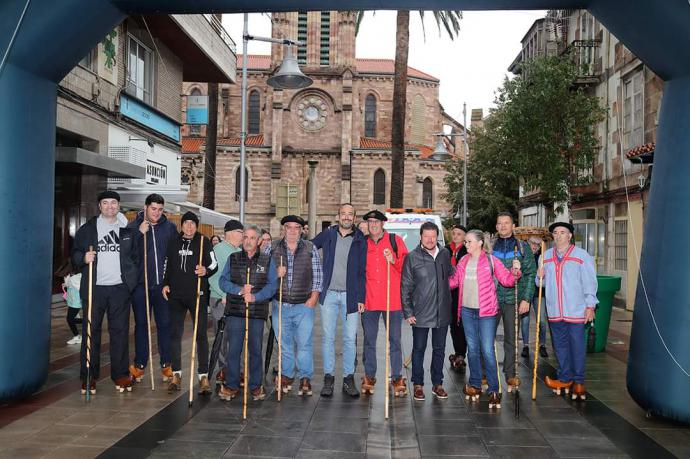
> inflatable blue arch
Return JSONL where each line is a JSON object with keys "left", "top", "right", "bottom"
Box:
{"left": 1, "top": 0, "right": 689, "bottom": 423}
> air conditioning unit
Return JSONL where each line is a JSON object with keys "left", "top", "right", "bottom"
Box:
{"left": 108, "top": 145, "right": 147, "bottom": 185}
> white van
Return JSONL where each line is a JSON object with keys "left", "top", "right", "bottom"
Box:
{"left": 384, "top": 210, "right": 445, "bottom": 251}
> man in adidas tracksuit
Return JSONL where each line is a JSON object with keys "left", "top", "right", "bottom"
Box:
{"left": 71, "top": 190, "right": 138, "bottom": 394}
{"left": 162, "top": 211, "right": 217, "bottom": 394}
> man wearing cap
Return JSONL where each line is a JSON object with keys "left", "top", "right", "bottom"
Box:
{"left": 266, "top": 215, "right": 322, "bottom": 396}
{"left": 71, "top": 190, "right": 139, "bottom": 394}
{"left": 539, "top": 222, "right": 598, "bottom": 400}
{"left": 127, "top": 193, "right": 178, "bottom": 384}
{"left": 162, "top": 211, "right": 218, "bottom": 394}
{"left": 446, "top": 223, "right": 468, "bottom": 371}
{"left": 312, "top": 203, "right": 367, "bottom": 397}
{"left": 359, "top": 210, "right": 409, "bottom": 397}
{"left": 208, "top": 219, "right": 244, "bottom": 385}
{"left": 218, "top": 225, "right": 278, "bottom": 401}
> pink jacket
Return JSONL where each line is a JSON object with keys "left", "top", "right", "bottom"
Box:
{"left": 449, "top": 252, "right": 519, "bottom": 319}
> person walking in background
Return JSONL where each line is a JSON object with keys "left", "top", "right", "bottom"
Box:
{"left": 445, "top": 223, "right": 468, "bottom": 371}
{"left": 521, "top": 235, "right": 550, "bottom": 359}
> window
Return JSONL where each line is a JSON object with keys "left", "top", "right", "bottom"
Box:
{"left": 189, "top": 88, "right": 202, "bottom": 136}
{"left": 126, "top": 35, "right": 154, "bottom": 105}
{"left": 364, "top": 94, "right": 377, "bottom": 138}
{"left": 410, "top": 95, "right": 426, "bottom": 144}
{"left": 422, "top": 177, "right": 433, "bottom": 208}
{"left": 373, "top": 169, "right": 385, "bottom": 204}
{"left": 320, "top": 12, "right": 330, "bottom": 66}
{"left": 78, "top": 48, "right": 97, "bottom": 72}
{"left": 297, "top": 12, "right": 308, "bottom": 65}
{"left": 614, "top": 219, "right": 628, "bottom": 271}
{"left": 235, "top": 167, "right": 248, "bottom": 202}
{"left": 573, "top": 209, "right": 606, "bottom": 267}
{"left": 623, "top": 71, "right": 644, "bottom": 150}
{"left": 248, "top": 90, "right": 261, "bottom": 135}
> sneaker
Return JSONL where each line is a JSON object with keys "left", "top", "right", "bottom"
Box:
{"left": 168, "top": 373, "right": 182, "bottom": 393}
{"left": 298, "top": 378, "right": 312, "bottom": 396}
{"left": 342, "top": 374, "right": 360, "bottom": 398}
{"left": 114, "top": 376, "right": 133, "bottom": 393}
{"left": 161, "top": 364, "right": 173, "bottom": 383}
{"left": 539, "top": 345, "right": 549, "bottom": 358}
{"left": 198, "top": 375, "right": 212, "bottom": 395}
{"left": 80, "top": 380, "right": 96, "bottom": 395}
{"left": 320, "top": 374, "right": 334, "bottom": 397}
{"left": 251, "top": 386, "right": 267, "bottom": 401}
{"left": 129, "top": 364, "right": 145, "bottom": 383}
{"left": 432, "top": 385, "right": 448, "bottom": 399}
{"left": 413, "top": 384, "right": 425, "bottom": 401}
{"left": 219, "top": 385, "right": 239, "bottom": 401}
{"left": 67, "top": 335, "right": 82, "bottom": 345}
{"left": 521, "top": 346, "right": 529, "bottom": 358}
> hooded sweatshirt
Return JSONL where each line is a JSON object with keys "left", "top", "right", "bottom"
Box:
{"left": 163, "top": 232, "right": 218, "bottom": 299}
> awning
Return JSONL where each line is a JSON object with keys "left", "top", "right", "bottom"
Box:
{"left": 110, "top": 186, "right": 189, "bottom": 210}
{"left": 56, "top": 146, "right": 145, "bottom": 178}
{"left": 170, "top": 201, "right": 238, "bottom": 228}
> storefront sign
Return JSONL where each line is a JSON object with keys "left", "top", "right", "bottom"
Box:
{"left": 120, "top": 94, "right": 181, "bottom": 142}
{"left": 146, "top": 160, "right": 168, "bottom": 185}
{"left": 186, "top": 95, "right": 209, "bottom": 125}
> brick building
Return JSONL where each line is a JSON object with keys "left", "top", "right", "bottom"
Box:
{"left": 181, "top": 12, "right": 465, "bottom": 234}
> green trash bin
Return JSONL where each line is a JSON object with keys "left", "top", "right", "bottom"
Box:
{"left": 586, "top": 275, "right": 622, "bottom": 353}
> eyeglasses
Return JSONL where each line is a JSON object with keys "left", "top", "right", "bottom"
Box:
{"left": 464, "top": 240, "right": 477, "bottom": 245}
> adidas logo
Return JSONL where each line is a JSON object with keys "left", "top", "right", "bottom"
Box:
{"left": 98, "top": 230, "right": 120, "bottom": 253}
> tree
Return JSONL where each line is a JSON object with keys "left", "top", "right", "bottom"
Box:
{"left": 356, "top": 11, "right": 462, "bottom": 208}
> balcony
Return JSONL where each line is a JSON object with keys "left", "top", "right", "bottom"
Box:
{"left": 563, "top": 39, "right": 601, "bottom": 84}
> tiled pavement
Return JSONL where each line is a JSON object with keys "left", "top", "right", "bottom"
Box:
{"left": 0, "top": 305, "right": 688, "bottom": 458}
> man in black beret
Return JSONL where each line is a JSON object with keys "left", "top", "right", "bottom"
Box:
{"left": 361, "top": 209, "right": 387, "bottom": 222}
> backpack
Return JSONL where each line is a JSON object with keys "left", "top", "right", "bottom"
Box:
{"left": 366, "top": 232, "right": 399, "bottom": 257}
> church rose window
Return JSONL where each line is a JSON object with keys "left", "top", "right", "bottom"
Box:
{"left": 296, "top": 95, "right": 328, "bottom": 131}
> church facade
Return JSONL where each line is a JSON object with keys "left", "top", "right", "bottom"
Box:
{"left": 182, "top": 12, "right": 463, "bottom": 233}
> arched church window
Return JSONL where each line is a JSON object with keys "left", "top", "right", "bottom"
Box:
{"left": 365, "top": 94, "right": 377, "bottom": 138}
{"left": 422, "top": 177, "right": 433, "bottom": 208}
{"left": 248, "top": 90, "right": 261, "bottom": 135}
{"left": 373, "top": 169, "right": 385, "bottom": 205}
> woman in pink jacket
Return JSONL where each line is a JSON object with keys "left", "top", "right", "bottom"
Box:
{"left": 449, "top": 229, "right": 521, "bottom": 408}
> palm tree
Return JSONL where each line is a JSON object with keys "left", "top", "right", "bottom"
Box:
{"left": 357, "top": 11, "right": 462, "bottom": 208}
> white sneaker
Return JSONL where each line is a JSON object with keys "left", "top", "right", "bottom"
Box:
{"left": 67, "top": 335, "right": 82, "bottom": 345}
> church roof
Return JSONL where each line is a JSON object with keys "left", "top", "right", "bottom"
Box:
{"left": 236, "top": 55, "right": 439, "bottom": 82}
{"left": 181, "top": 135, "right": 265, "bottom": 153}
{"left": 359, "top": 137, "right": 434, "bottom": 159}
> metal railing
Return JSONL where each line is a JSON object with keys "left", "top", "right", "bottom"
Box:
{"left": 566, "top": 39, "right": 601, "bottom": 79}
{"left": 204, "top": 14, "right": 236, "bottom": 53}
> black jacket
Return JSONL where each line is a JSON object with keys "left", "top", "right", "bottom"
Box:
{"left": 163, "top": 232, "right": 218, "bottom": 299}
{"left": 127, "top": 211, "right": 178, "bottom": 287}
{"left": 71, "top": 215, "right": 139, "bottom": 296}
{"left": 401, "top": 244, "right": 453, "bottom": 328}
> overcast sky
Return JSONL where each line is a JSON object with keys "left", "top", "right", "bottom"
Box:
{"left": 223, "top": 10, "right": 546, "bottom": 123}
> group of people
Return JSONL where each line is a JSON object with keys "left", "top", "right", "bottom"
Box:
{"left": 71, "top": 193, "right": 598, "bottom": 406}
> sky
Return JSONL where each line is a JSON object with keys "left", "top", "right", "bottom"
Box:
{"left": 223, "top": 10, "right": 546, "bottom": 124}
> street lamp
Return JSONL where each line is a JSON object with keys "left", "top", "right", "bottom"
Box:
{"left": 238, "top": 13, "right": 312, "bottom": 223}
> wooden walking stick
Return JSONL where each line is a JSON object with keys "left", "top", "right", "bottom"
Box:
{"left": 188, "top": 236, "right": 205, "bottom": 406}
{"left": 85, "top": 245, "right": 94, "bottom": 401}
{"left": 243, "top": 266, "right": 250, "bottom": 419}
{"left": 532, "top": 241, "right": 545, "bottom": 400}
{"left": 513, "top": 245, "right": 520, "bottom": 419}
{"left": 143, "top": 225, "right": 155, "bottom": 391}
{"left": 385, "top": 258, "right": 391, "bottom": 420}
{"left": 277, "top": 256, "right": 283, "bottom": 401}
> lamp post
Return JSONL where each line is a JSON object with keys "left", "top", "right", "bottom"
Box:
{"left": 238, "top": 13, "right": 312, "bottom": 223}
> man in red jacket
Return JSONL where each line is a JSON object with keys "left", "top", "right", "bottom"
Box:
{"left": 358, "top": 210, "right": 409, "bottom": 397}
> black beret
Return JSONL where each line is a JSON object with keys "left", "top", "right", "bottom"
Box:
{"left": 362, "top": 210, "right": 387, "bottom": 222}
{"left": 181, "top": 211, "right": 199, "bottom": 226}
{"left": 281, "top": 215, "right": 305, "bottom": 226}
{"left": 452, "top": 223, "right": 468, "bottom": 233}
{"left": 224, "top": 219, "right": 244, "bottom": 232}
{"left": 549, "top": 221, "right": 575, "bottom": 234}
{"left": 97, "top": 190, "right": 120, "bottom": 202}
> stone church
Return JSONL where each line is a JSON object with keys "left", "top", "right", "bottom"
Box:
{"left": 181, "top": 11, "right": 464, "bottom": 234}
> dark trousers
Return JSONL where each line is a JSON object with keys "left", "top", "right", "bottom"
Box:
{"left": 132, "top": 283, "right": 171, "bottom": 367}
{"left": 362, "top": 310, "right": 403, "bottom": 380}
{"left": 169, "top": 295, "right": 209, "bottom": 374}
{"left": 411, "top": 325, "right": 448, "bottom": 386}
{"left": 226, "top": 316, "right": 264, "bottom": 390}
{"left": 449, "top": 290, "right": 467, "bottom": 357}
{"left": 67, "top": 307, "right": 82, "bottom": 336}
{"left": 497, "top": 302, "right": 519, "bottom": 378}
{"left": 80, "top": 284, "right": 131, "bottom": 381}
{"left": 550, "top": 321, "right": 586, "bottom": 384}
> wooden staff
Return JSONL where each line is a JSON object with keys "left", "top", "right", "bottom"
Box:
{"left": 532, "top": 241, "right": 545, "bottom": 400}
{"left": 85, "top": 245, "right": 94, "bottom": 401}
{"left": 513, "top": 245, "right": 520, "bottom": 419}
{"left": 243, "top": 266, "right": 250, "bottom": 419}
{"left": 143, "top": 224, "right": 155, "bottom": 390}
{"left": 385, "top": 258, "right": 391, "bottom": 420}
{"left": 188, "top": 236, "right": 205, "bottom": 406}
{"left": 277, "top": 256, "right": 283, "bottom": 402}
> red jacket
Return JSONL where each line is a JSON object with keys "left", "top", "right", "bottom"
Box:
{"left": 364, "top": 231, "right": 408, "bottom": 311}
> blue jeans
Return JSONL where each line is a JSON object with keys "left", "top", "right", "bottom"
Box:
{"left": 225, "top": 315, "right": 264, "bottom": 390}
{"left": 132, "top": 283, "right": 171, "bottom": 367}
{"left": 550, "top": 321, "right": 586, "bottom": 384}
{"left": 272, "top": 302, "right": 314, "bottom": 379}
{"left": 320, "top": 290, "right": 358, "bottom": 376}
{"left": 362, "top": 310, "right": 403, "bottom": 379}
{"left": 520, "top": 295, "right": 548, "bottom": 346}
{"left": 462, "top": 307, "right": 500, "bottom": 393}
{"left": 411, "top": 325, "right": 448, "bottom": 386}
